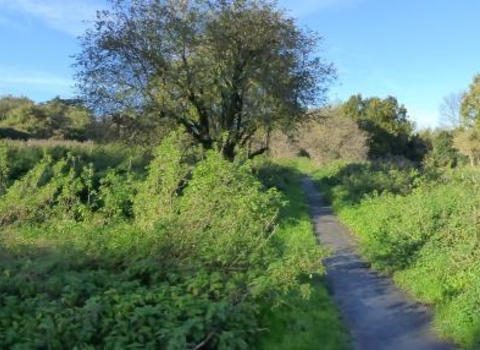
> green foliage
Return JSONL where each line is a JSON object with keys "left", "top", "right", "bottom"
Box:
{"left": 316, "top": 162, "right": 480, "bottom": 348}
{"left": 0, "top": 133, "right": 335, "bottom": 349}
{"left": 452, "top": 74, "right": 480, "bottom": 166}
{"left": 0, "top": 141, "right": 8, "bottom": 195}
{"left": 461, "top": 74, "right": 480, "bottom": 128}
{"left": 258, "top": 276, "right": 348, "bottom": 350}
{"left": 75, "top": 0, "right": 335, "bottom": 159}
{"left": 425, "top": 130, "right": 461, "bottom": 168}
{"left": 86, "top": 113, "right": 176, "bottom": 145}
{"left": 314, "top": 160, "right": 421, "bottom": 210}
{"left": 0, "top": 95, "right": 93, "bottom": 141}
{"left": 0, "top": 154, "right": 58, "bottom": 227}
{"left": 2, "top": 139, "right": 150, "bottom": 184}
{"left": 0, "top": 127, "right": 30, "bottom": 140}
{"left": 134, "top": 131, "right": 198, "bottom": 229}
{"left": 341, "top": 95, "right": 424, "bottom": 160}
{"left": 97, "top": 168, "right": 136, "bottom": 220}
{"left": 453, "top": 128, "right": 480, "bottom": 166}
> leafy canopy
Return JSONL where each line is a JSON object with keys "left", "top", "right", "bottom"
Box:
{"left": 341, "top": 94, "right": 416, "bottom": 158}
{"left": 75, "top": 0, "right": 335, "bottom": 159}
{"left": 451, "top": 74, "right": 480, "bottom": 166}
{"left": 461, "top": 74, "right": 480, "bottom": 128}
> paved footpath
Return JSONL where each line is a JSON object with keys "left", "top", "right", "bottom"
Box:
{"left": 302, "top": 177, "right": 455, "bottom": 350}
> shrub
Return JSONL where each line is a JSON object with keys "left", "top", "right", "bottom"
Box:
{"left": 269, "top": 116, "right": 368, "bottom": 166}
{"left": 0, "top": 132, "right": 325, "bottom": 349}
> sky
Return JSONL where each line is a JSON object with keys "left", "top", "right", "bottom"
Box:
{"left": 0, "top": 0, "right": 479, "bottom": 129}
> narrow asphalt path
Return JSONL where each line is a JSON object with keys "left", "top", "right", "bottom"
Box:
{"left": 302, "top": 177, "right": 455, "bottom": 350}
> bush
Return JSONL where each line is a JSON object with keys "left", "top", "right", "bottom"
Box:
{"left": 269, "top": 116, "right": 368, "bottom": 166}
{"left": 313, "top": 159, "right": 421, "bottom": 210}
{"left": 0, "top": 132, "right": 325, "bottom": 349}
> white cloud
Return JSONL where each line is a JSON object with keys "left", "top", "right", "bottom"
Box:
{"left": 0, "top": 0, "right": 105, "bottom": 36}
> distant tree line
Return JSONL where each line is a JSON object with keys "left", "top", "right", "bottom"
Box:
{"left": 270, "top": 94, "right": 428, "bottom": 164}
{"left": 0, "top": 96, "right": 92, "bottom": 141}
{"left": 0, "top": 95, "right": 173, "bottom": 144}
{"left": 271, "top": 71, "right": 480, "bottom": 167}
{"left": 422, "top": 73, "right": 480, "bottom": 167}
{"left": 340, "top": 95, "right": 426, "bottom": 161}
{"left": 0, "top": 91, "right": 438, "bottom": 166}
{"left": 6, "top": 74, "right": 480, "bottom": 168}
{"left": 1, "top": 0, "right": 479, "bottom": 167}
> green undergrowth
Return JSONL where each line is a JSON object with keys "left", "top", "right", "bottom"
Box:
{"left": 312, "top": 160, "right": 480, "bottom": 349}
{"left": 0, "top": 137, "right": 348, "bottom": 349}
{"left": 0, "top": 139, "right": 151, "bottom": 186}
{"left": 255, "top": 159, "right": 349, "bottom": 350}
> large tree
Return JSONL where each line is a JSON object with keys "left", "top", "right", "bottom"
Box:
{"left": 454, "top": 128, "right": 480, "bottom": 166}
{"left": 75, "top": 0, "right": 335, "bottom": 159}
{"left": 460, "top": 74, "right": 480, "bottom": 128}
{"left": 452, "top": 74, "right": 480, "bottom": 166}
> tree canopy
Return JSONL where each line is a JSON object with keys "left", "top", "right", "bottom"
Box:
{"left": 75, "top": 0, "right": 335, "bottom": 159}
{"left": 460, "top": 74, "right": 480, "bottom": 128}
{"left": 426, "top": 130, "right": 460, "bottom": 168}
{"left": 449, "top": 74, "right": 480, "bottom": 166}
{"left": 341, "top": 94, "right": 417, "bottom": 158}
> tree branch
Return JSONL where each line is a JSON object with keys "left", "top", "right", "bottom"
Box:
{"left": 180, "top": 47, "right": 211, "bottom": 139}
{"left": 248, "top": 146, "right": 268, "bottom": 158}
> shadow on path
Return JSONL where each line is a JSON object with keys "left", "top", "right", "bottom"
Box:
{"left": 302, "top": 177, "right": 455, "bottom": 350}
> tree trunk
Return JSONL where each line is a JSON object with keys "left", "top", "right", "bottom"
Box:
{"left": 221, "top": 142, "right": 236, "bottom": 161}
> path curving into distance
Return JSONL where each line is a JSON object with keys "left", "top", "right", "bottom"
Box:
{"left": 302, "top": 177, "right": 455, "bottom": 350}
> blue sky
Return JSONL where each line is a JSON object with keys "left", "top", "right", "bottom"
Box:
{"left": 0, "top": 0, "right": 479, "bottom": 128}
